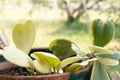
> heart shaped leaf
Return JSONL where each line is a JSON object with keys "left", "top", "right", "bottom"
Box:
{"left": 88, "top": 45, "right": 112, "bottom": 54}
{"left": 49, "top": 39, "right": 79, "bottom": 59}
{"left": 31, "top": 52, "right": 60, "bottom": 68}
{"left": 2, "top": 47, "right": 33, "bottom": 68}
{"left": 91, "top": 61, "right": 111, "bottom": 80}
{"left": 32, "top": 60, "right": 52, "bottom": 74}
{"left": 89, "top": 19, "right": 115, "bottom": 47}
{"left": 12, "top": 20, "right": 36, "bottom": 54}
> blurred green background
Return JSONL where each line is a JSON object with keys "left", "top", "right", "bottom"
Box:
{"left": 0, "top": 0, "right": 120, "bottom": 51}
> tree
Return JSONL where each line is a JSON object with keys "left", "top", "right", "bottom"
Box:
{"left": 62, "top": 0, "right": 102, "bottom": 22}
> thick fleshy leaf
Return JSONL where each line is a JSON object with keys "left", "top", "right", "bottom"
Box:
{"left": 65, "top": 58, "right": 97, "bottom": 72}
{"left": 2, "top": 47, "right": 33, "bottom": 68}
{"left": 104, "top": 66, "right": 120, "bottom": 80}
{"left": 96, "top": 51, "right": 120, "bottom": 60}
{"left": 97, "top": 56, "right": 119, "bottom": 66}
{"left": 89, "top": 19, "right": 115, "bottom": 47}
{"left": 110, "top": 62, "right": 120, "bottom": 78}
{"left": 12, "top": 20, "right": 36, "bottom": 54}
{"left": 31, "top": 52, "right": 60, "bottom": 68}
{"left": 32, "top": 60, "right": 51, "bottom": 74}
{"left": 65, "top": 58, "right": 98, "bottom": 72}
{"left": 91, "top": 61, "right": 110, "bottom": 80}
{"left": 88, "top": 45, "right": 112, "bottom": 54}
{"left": 49, "top": 39, "right": 79, "bottom": 59}
{"left": 65, "top": 63, "right": 82, "bottom": 72}
{"left": 60, "top": 56, "right": 87, "bottom": 69}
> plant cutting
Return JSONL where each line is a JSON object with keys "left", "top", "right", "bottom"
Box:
{"left": 0, "top": 19, "right": 120, "bottom": 80}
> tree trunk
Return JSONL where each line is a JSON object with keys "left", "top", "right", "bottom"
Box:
{"left": 62, "top": 0, "right": 101, "bottom": 23}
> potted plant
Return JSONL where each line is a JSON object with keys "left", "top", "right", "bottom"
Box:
{"left": 0, "top": 19, "right": 120, "bottom": 80}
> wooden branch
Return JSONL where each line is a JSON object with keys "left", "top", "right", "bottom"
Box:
{"left": 87, "top": 0, "right": 101, "bottom": 10}
{"left": 62, "top": 0, "right": 72, "bottom": 19}
{"left": 72, "top": 3, "right": 82, "bottom": 15}
{"left": 75, "top": 10, "right": 84, "bottom": 19}
{"left": 75, "top": 0, "right": 101, "bottom": 19}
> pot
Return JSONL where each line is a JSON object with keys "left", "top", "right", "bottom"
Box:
{"left": 0, "top": 48, "right": 92, "bottom": 80}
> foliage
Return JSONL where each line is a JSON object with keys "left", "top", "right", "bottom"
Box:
{"left": 12, "top": 20, "right": 36, "bottom": 54}
{"left": 0, "top": 19, "right": 120, "bottom": 80}
{"left": 89, "top": 19, "right": 115, "bottom": 47}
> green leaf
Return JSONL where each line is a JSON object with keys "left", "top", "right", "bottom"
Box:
{"left": 2, "top": 47, "right": 33, "bottom": 68}
{"left": 97, "top": 56, "right": 119, "bottom": 66}
{"left": 60, "top": 56, "right": 87, "bottom": 69}
{"left": 32, "top": 60, "right": 51, "bottom": 74}
{"left": 65, "top": 58, "right": 97, "bottom": 72}
{"left": 31, "top": 52, "right": 60, "bottom": 68}
{"left": 89, "top": 19, "right": 115, "bottom": 47}
{"left": 88, "top": 45, "right": 113, "bottom": 54}
{"left": 104, "top": 66, "right": 120, "bottom": 80}
{"left": 112, "top": 62, "right": 120, "bottom": 72}
{"left": 65, "top": 63, "right": 82, "bottom": 72}
{"left": 49, "top": 39, "right": 79, "bottom": 59}
{"left": 12, "top": 20, "right": 36, "bottom": 54}
{"left": 96, "top": 51, "right": 120, "bottom": 60}
{"left": 91, "top": 61, "right": 111, "bottom": 80}
{"left": 110, "top": 62, "right": 120, "bottom": 78}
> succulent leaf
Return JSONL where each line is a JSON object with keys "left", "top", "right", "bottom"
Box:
{"left": 88, "top": 45, "right": 112, "bottom": 54}
{"left": 2, "top": 47, "right": 33, "bottom": 68}
{"left": 96, "top": 51, "right": 120, "bottom": 60}
{"left": 60, "top": 56, "right": 87, "bottom": 69}
{"left": 97, "top": 56, "right": 119, "bottom": 66}
{"left": 31, "top": 52, "right": 60, "bottom": 68}
{"left": 65, "top": 63, "right": 82, "bottom": 72}
{"left": 12, "top": 20, "right": 36, "bottom": 54}
{"left": 89, "top": 19, "right": 115, "bottom": 47}
{"left": 91, "top": 61, "right": 111, "bottom": 80}
{"left": 32, "top": 60, "right": 51, "bottom": 74}
{"left": 49, "top": 39, "right": 79, "bottom": 59}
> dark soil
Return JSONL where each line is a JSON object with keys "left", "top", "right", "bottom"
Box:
{"left": 0, "top": 66, "right": 33, "bottom": 76}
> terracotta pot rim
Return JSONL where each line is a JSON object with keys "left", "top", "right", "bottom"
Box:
{"left": 0, "top": 47, "right": 92, "bottom": 80}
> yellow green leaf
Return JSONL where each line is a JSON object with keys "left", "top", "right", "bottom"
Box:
{"left": 60, "top": 56, "right": 87, "bottom": 69}
{"left": 2, "top": 47, "right": 33, "bottom": 68}
{"left": 12, "top": 20, "right": 36, "bottom": 54}
{"left": 65, "top": 63, "right": 82, "bottom": 72}
{"left": 31, "top": 52, "right": 60, "bottom": 68}
{"left": 32, "top": 60, "right": 51, "bottom": 74}
{"left": 88, "top": 45, "right": 112, "bottom": 54}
